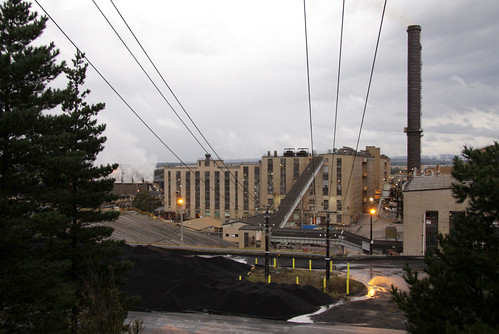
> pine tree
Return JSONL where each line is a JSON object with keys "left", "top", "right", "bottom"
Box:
{"left": 0, "top": 1, "right": 73, "bottom": 332}
{"left": 392, "top": 142, "right": 499, "bottom": 333}
{"left": 0, "top": 1, "right": 133, "bottom": 332}
{"left": 42, "top": 50, "right": 131, "bottom": 333}
{"left": 132, "top": 191, "right": 161, "bottom": 213}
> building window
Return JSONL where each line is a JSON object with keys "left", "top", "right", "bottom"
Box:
{"left": 214, "top": 171, "right": 220, "bottom": 210}
{"left": 205, "top": 171, "right": 210, "bottom": 209}
{"left": 322, "top": 165, "right": 328, "bottom": 195}
{"left": 337, "top": 199, "right": 342, "bottom": 211}
{"left": 195, "top": 171, "right": 200, "bottom": 209}
{"left": 293, "top": 158, "right": 300, "bottom": 181}
{"left": 167, "top": 171, "right": 171, "bottom": 207}
{"left": 235, "top": 171, "right": 239, "bottom": 210}
{"left": 175, "top": 171, "right": 181, "bottom": 204}
{"left": 280, "top": 158, "right": 286, "bottom": 195}
{"left": 323, "top": 199, "right": 329, "bottom": 210}
{"left": 425, "top": 211, "right": 439, "bottom": 253}
{"left": 243, "top": 166, "right": 249, "bottom": 210}
{"left": 336, "top": 158, "right": 342, "bottom": 195}
{"left": 337, "top": 214, "right": 342, "bottom": 223}
{"left": 224, "top": 171, "right": 230, "bottom": 210}
{"left": 254, "top": 166, "right": 260, "bottom": 209}
{"left": 185, "top": 171, "right": 191, "bottom": 208}
{"left": 267, "top": 159, "right": 274, "bottom": 194}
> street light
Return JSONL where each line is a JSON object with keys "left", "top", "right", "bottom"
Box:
{"left": 369, "top": 208, "right": 376, "bottom": 255}
{"left": 177, "top": 198, "right": 184, "bottom": 246}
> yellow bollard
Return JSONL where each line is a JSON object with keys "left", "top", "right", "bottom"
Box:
{"left": 309, "top": 259, "right": 312, "bottom": 271}
{"left": 323, "top": 278, "right": 326, "bottom": 293}
{"left": 330, "top": 260, "right": 333, "bottom": 273}
{"left": 296, "top": 276, "right": 299, "bottom": 285}
{"left": 274, "top": 257, "right": 277, "bottom": 268}
{"left": 292, "top": 258, "right": 295, "bottom": 269}
{"left": 346, "top": 263, "right": 350, "bottom": 295}
{"left": 268, "top": 275, "right": 271, "bottom": 284}
{"left": 255, "top": 258, "right": 258, "bottom": 265}
{"left": 239, "top": 275, "right": 241, "bottom": 281}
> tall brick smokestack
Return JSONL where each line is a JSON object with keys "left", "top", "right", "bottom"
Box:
{"left": 406, "top": 25, "right": 423, "bottom": 175}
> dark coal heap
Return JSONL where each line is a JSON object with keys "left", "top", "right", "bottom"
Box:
{"left": 122, "top": 245, "right": 334, "bottom": 319}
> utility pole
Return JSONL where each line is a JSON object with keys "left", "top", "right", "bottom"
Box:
{"left": 319, "top": 210, "right": 336, "bottom": 282}
{"left": 325, "top": 211, "right": 331, "bottom": 281}
{"left": 264, "top": 207, "right": 270, "bottom": 279}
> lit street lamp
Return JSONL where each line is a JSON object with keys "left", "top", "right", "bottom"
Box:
{"left": 369, "top": 208, "right": 376, "bottom": 255}
{"left": 177, "top": 198, "right": 184, "bottom": 246}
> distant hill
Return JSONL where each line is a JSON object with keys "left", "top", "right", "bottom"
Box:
{"left": 390, "top": 154, "right": 456, "bottom": 166}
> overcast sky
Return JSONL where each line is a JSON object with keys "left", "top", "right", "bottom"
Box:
{"left": 32, "top": 0, "right": 498, "bottom": 181}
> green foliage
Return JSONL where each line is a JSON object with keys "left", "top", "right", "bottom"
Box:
{"left": 451, "top": 142, "right": 499, "bottom": 221}
{"left": 0, "top": 1, "right": 135, "bottom": 332}
{"left": 132, "top": 191, "right": 161, "bottom": 213}
{"left": 392, "top": 143, "right": 499, "bottom": 333}
{"left": 0, "top": 1, "right": 72, "bottom": 331}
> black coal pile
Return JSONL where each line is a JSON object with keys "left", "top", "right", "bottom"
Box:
{"left": 122, "top": 245, "right": 334, "bottom": 319}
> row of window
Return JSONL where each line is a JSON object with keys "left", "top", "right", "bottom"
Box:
{"left": 170, "top": 169, "right": 258, "bottom": 210}
{"left": 169, "top": 157, "right": 347, "bottom": 210}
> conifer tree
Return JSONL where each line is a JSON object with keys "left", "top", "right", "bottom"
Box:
{"left": 392, "top": 142, "right": 499, "bottom": 333}
{"left": 0, "top": 1, "right": 133, "bottom": 332}
{"left": 42, "top": 50, "right": 131, "bottom": 333}
{"left": 0, "top": 1, "right": 72, "bottom": 331}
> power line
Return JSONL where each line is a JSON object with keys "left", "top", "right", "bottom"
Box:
{"left": 90, "top": 0, "right": 209, "bottom": 154}
{"left": 330, "top": 0, "right": 346, "bottom": 213}
{"left": 92, "top": 0, "right": 266, "bottom": 209}
{"left": 302, "top": 0, "right": 317, "bottom": 217}
{"left": 33, "top": 0, "right": 245, "bottom": 210}
{"left": 108, "top": 0, "right": 217, "bottom": 162}
{"left": 343, "top": 0, "right": 388, "bottom": 201}
{"left": 303, "top": 0, "right": 315, "bottom": 158}
{"left": 332, "top": 0, "right": 346, "bottom": 154}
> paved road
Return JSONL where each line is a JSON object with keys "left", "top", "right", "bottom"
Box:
{"left": 128, "top": 311, "right": 407, "bottom": 334}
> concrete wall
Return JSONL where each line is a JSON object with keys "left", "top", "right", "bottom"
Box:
{"left": 403, "top": 188, "right": 467, "bottom": 255}
{"left": 238, "top": 229, "right": 264, "bottom": 249}
{"left": 223, "top": 222, "right": 246, "bottom": 243}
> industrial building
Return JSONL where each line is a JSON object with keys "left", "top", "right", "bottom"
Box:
{"left": 402, "top": 174, "right": 467, "bottom": 255}
{"left": 163, "top": 146, "right": 390, "bottom": 227}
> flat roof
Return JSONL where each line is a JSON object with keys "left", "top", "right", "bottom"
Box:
{"left": 404, "top": 174, "right": 455, "bottom": 192}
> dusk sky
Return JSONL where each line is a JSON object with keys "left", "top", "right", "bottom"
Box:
{"left": 32, "top": 0, "right": 498, "bottom": 181}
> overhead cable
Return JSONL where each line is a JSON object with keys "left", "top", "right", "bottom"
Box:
{"left": 343, "top": 0, "right": 388, "bottom": 199}
{"left": 302, "top": 0, "right": 317, "bottom": 216}
{"left": 33, "top": 0, "right": 242, "bottom": 208}
{"left": 104, "top": 0, "right": 266, "bottom": 210}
